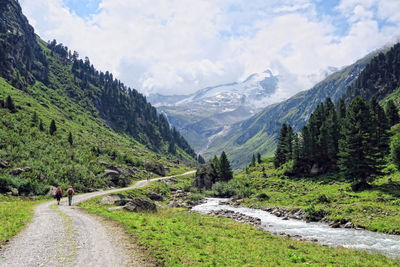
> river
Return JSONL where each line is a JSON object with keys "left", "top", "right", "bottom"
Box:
{"left": 191, "top": 198, "right": 400, "bottom": 259}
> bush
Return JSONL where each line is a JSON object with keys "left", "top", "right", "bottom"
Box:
{"left": 211, "top": 182, "right": 236, "bottom": 198}
{"left": 211, "top": 179, "right": 254, "bottom": 199}
{"left": 256, "top": 192, "right": 270, "bottom": 201}
{"left": 392, "top": 199, "right": 400, "bottom": 206}
{"left": 189, "top": 193, "right": 204, "bottom": 202}
{"left": 391, "top": 136, "right": 400, "bottom": 169}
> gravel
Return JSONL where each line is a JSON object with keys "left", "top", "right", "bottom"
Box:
{"left": 0, "top": 171, "right": 195, "bottom": 266}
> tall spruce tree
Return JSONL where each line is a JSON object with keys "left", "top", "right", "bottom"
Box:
{"left": 257, "top": 152, "right": 262, "bottom": 164}
{"left": 6, "top": 95, "right": 16, "bottom": 113}
{"left": 250, "top": 154, "right": 256, "bottom": 167}
{"left": 49, "top": 119, "right": 57, "bottom": 135}
{"left": 274, "top": 124, "right": 288, "bottom": 168}
{"left": 338, "top": 97, "right": 379, "bottom": 187}
{"left": 386, "top": 100, "right": 399, "bottom": 127}
{"left": 219, "top": 151, "right": 233, "bottom": 182}
{"left": 68, "top": 132, "right": 73, "bottom": 146}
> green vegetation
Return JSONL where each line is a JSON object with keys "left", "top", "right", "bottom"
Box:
{"left": 0, "top": 196, "right": 43, "bottom": 244}
{"left": 80, "top": 183, "right": 399, "bottom": 266}
{"left": 0, "top": 0, "right": 198, "bottom": 195}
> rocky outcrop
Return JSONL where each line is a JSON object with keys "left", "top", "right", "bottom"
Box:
{"left": 144, "top": 161, "right": 166, "bottom": 176}
{"left": 147, "top": 192, "right": 164, "bottom": 201}
{"left": 100, "top": 194, "right": 125, "bottom": 205}
{"left": 103, "top": 168, "right": 130, "bottom": 187}
{"left": 123, "top": 198, "right": 157, "bottom": 212}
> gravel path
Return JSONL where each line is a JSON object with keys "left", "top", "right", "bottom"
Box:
{"left": 0, "top": 171, "right": 195, "bottom": 267}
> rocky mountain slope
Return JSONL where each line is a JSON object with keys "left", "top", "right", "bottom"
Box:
{"left": 149, "top": 70, "right": 280, "bottom": 152}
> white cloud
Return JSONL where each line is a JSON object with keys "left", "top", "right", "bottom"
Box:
{"left": 19, "top": 0, "right": 400, "bottom": 98}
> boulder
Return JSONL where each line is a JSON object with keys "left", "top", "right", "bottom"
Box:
{"left": 114, "top": 199, "right": 133, "bottom": 206}
{"left": 103, "top": 169, "right": 119, "bottom": 178}
{"left": 344, "top": 222, "right": 353, "bottom": 228}
{"left": 0, "top": 159, "right": 9, "bottom": 168}
{"left": 144, "top": 161, "right": 166, "bottom": 176}
{"left": 147, "top": 192, "right": 164, "bottom": 201}
{"left": 47, "top": 186, "right": 57, "bottom": 197}
{"left": 10, "top": 188, "right": 18, "bottom": 196}
{"left": 100, "top": 194, "right": 125, "bottom": 205}
{"left": 123, "top": 198, "right": 157, "bottom": 212}
{"left": 317, "top": 194, "right": 330, "bottom": 203}
{"left": 330, "top": 221, "right": 341, "bottom": 228}
{"left": 10, "top": 168, "right": 24, "bottom": 175}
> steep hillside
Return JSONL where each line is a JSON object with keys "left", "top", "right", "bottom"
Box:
{"left": 0, "top": 0, "right": 196, "bottom": 195}
{"left": 204, "top": 52, "right": 377, "bottom": 168}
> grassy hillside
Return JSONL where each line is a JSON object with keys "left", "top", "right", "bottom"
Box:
{"left": 0, "top": 77, "right": 190, "bottom": 195}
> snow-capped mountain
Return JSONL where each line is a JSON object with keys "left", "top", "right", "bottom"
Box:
{"left": 148, "top": 70, "right": 280, "bottom": 153}
{"left": 150, "top": 69, "right": 279, "bottom": 113}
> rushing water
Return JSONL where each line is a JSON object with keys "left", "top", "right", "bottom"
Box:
{"left": 191, "top": 198, "right": 400, "bottom": 259}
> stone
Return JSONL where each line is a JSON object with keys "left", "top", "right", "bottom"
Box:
{"left": 147, "top": 192, "right": 164, "bottom": 201}
{"left": 0, "top": 159, "right": 9, "bottom": 168}
{"left": 103, "top": 169, "right": 119, "bottom": 178}
{"left": 123, "top": 198, "right": 157, "bottom": 212}
{"left": 114, "top": 199, "right": 133, "bottom": 206}
{"left": 10, "top": 168, "right": 24, "bottom": 175}
{"left": 144, "top": 161, "right": 166, "bottom": 176}
{"left": 47, "top": 186, "right": 57, "bottom": 196}
{"left": 38, "top": 174, "right": 46, "bottom": 181}
{"left": 10, "top": 188, "right": 18, "bottom": 196}
{"left": 344, "top": 222, "right": 353, "bottom": 228}
{"left": 330, "top": 221, "right": 341, "bottom": 228}
{"left": 317, "top": 194, "right": 330, "bottom": 203}
{"left": 100, "top": 194, "right": 125, "bottom": 205}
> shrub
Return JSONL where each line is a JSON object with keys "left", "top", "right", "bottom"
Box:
{"left": 256, "top": 192, "right": 270, "bottom": 201}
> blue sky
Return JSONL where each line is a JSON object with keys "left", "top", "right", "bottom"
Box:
{"left": 20, "top": 0, "right": 400, "bottom": 99}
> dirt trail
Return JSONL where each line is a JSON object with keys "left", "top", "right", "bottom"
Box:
{"left": 0, "top": 171, "right": 195, "bottom": 267}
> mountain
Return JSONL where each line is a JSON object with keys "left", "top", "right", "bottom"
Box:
{"left": 203, "top": 51, "right": 379, "bottom": 169}
{"left": 0, "top": 0, "right": 196, "bottom": 195}
{"left": 148, "top": 70, "right": 280, "bottom": 152}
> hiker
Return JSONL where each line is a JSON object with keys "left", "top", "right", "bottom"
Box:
{"left": 55, "top": 186, "right": 62, "bottom": 205}
{"left": 67, "top": 186, "right": 74, "bottom": 206}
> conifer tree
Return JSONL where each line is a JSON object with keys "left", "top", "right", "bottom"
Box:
{"left": 68, "top": 132, "right": 73, "bottom": 146}
{"left": 274, "top": 124, "right": 288, "bottom": 168}
{"left": 250, "top": 154, "right": 256, "bottom": 167}
{"left": 197, "top": 154, "right": 205, "bottom": 164}
{"left": 6, "top": 95, "right": 16, "bottom": 113}
{"left": 219, "top": 151, "right": 233, "bottom": 182}
{"left": 168, "top": 142, "right": 176, "bottom": 154}
{"left": 257, "top": 152, "right": 262, "bottom": 164}
{"left": 386, "top": 100, "right": 399, "bottom": 127}
{"left": 32, "top": 111, "right": 38, "bottom": 125}
{"left": 338, "top": 97, "right": 379, "bottom": 187}
{"left": 49, "top": 119, "right": 57, "bottom": 135}
{"left": 39, "top": 119, "right": 44, "bottom": 131}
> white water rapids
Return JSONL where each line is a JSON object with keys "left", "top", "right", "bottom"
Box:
{"left": 191, "top": 198, "right": 400, "bottom": 259}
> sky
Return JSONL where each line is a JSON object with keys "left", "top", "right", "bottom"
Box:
{"left": 19, "top": 0, "right": 400, "bottom": 99}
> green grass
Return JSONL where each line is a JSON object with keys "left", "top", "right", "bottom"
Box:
{"left": 0, "top": 77, "right": 191, "bottom": 195}
{"left": 0, "top": 196, "right": 43, "bottom": 244}
{"left": 80, "top": 194, "right": 400, "bottom": 266}
{"left": 235, "top": 160, "right": 400, "bottom": 234}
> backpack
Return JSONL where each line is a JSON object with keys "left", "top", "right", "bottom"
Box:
{"left": 68, "top": 188, "right": 73, "bottom": 195}
{"left": 56, "top": 188, "right": 62, "bottom": 196}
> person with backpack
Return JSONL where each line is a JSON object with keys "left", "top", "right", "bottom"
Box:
{"left": 67, "top": 186, "right": 74, "bottom": 206}
{"left": 55, "top": 186, "right": 62, "bottom": 205}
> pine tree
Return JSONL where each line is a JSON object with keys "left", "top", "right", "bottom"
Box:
{"left": 32, "top": 111, "right": 38, "bottom": 125}
{"left": 6, "top": 95, "right": 16, "bottom": 113}
{"left": 338, "top": 97, "right": 379, "bottom": 188}
{"left": 49, "top": 119, "right": 57, "bottom": 135}
{"left": 219, "top": 151, "right": 233, "bottom": 182}
{"left": 250, "top": 154, "right": 256, "bottom": 167}
{"left": 68, "top": 132, "right": 73, "bottom": 146}
{"left": 386, "top": 100, "right": 399, "bottom": 127}
{"left": 370, "top": 98, "right": 390, "bottom": 160}
{"left": 257, "top": 152, "right": 262, "bottom": 164}
{"left": 274, "top": 124, "right": 288, "bottom": 168}
{"left": 39, "top": 119, "right": 44, "bottom": 131}
{"left": 168, "top": 142, "right": 176, "bottom": 154}
{"left": 197, "top": 154, "right": 205, "bottom": 164}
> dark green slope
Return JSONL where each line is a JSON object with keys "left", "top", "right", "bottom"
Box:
{"left": 0, "top": 0, "right": 195, "bottom": 195}
{"left": 205, "top": 51, "right": 377, "bottom": 168}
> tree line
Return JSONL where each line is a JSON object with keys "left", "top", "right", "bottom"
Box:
{"left": 274, "top": 96, "right": 399, "bottom": 190}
